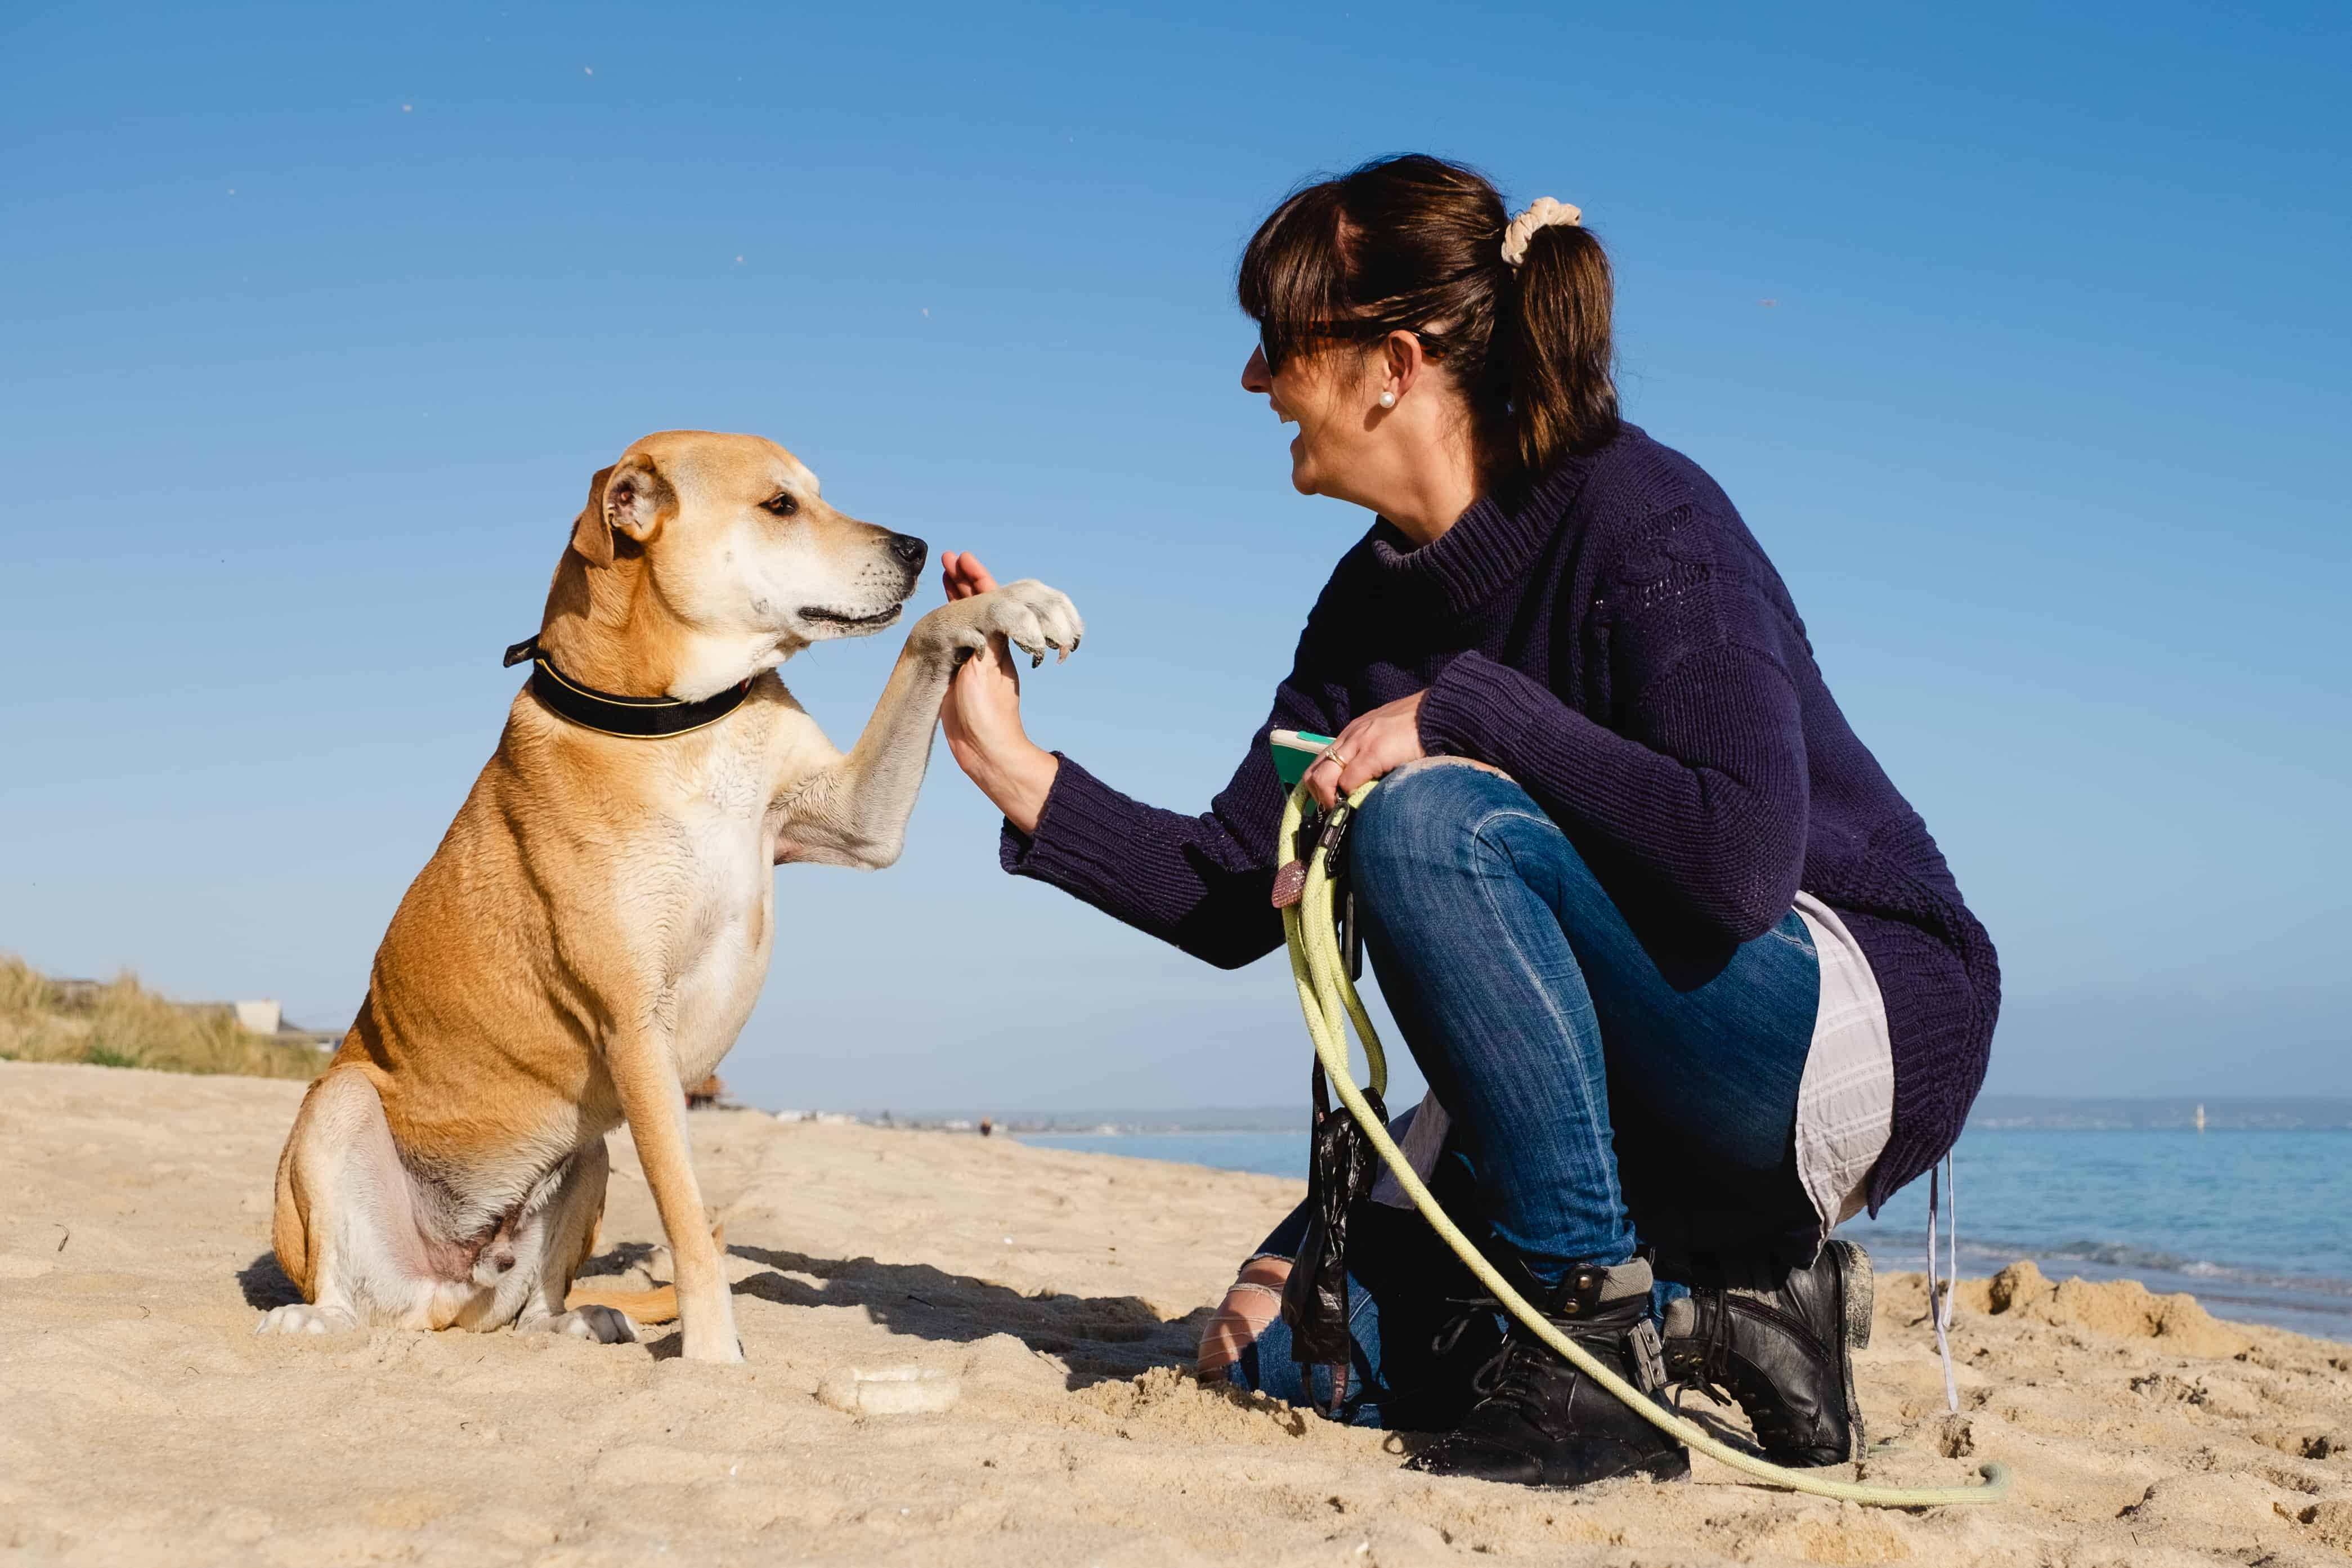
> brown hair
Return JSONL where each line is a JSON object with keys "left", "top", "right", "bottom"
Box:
{"left": 1237, "top": 153, "right": 1618, "bottom": 490}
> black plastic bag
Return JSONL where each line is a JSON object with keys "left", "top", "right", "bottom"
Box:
{"left": 1280, "top": 1064, "right": 1388, "bottom": 1415}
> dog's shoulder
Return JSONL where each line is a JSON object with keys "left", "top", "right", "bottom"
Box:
{"left": 740, "top": 675, "right": 848, "bottom": 796}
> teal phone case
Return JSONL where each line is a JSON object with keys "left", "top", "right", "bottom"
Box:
{"left": 1269, "top": 729, "right": 1337, "bottom": 788}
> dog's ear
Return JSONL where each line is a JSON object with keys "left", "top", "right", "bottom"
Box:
{"left": 568, "top": 453, "right": 677, "bottom": 568}
{"left": 603, "top": 453, "right": 677, "bottom": 546}
{"left": 569, "top": 465, "right": 619, "bottom": 568}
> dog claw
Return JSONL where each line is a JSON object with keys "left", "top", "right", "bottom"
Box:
{"left": 1031, "top": 650, "right": 1043, "bottom": 669}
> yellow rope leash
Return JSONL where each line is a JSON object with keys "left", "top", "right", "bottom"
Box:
{"left": 1278, "top": 776, "right": 2008, "bottom": 1507}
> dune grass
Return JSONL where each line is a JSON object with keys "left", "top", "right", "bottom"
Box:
{"left": 0, "top": 955, "right": 328, "bottom": 1081}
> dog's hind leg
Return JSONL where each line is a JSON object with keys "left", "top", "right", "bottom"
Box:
{"left": 258, "top": 1066, "right": 445, "bottom": 1336}
{"left": 510, "top": 1139, "right": 640, "bottom": 1345}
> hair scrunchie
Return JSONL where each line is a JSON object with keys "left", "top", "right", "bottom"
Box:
{"left": 1499, "top": 196, "right": 1583, "bottom": 268}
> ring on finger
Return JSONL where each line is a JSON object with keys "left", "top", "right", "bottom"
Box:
{"left": 1325, "top": 749, "right": 1351, "bottom": 769}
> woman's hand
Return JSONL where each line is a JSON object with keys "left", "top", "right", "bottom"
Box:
{"left": 938, "top": 549, "right": 994, "bottom": 604}
{"left": 938, "top": 551, "right": 1060, "bottom": 834}
{"left": 1196, "top": 1255, "right": 1291, "bottom": 1382}
{"left": 1305, "top": 692, "right": 1430, "bottom": 810}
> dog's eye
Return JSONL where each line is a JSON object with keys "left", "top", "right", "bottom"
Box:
{"left": 761, "top": 492, "right": 799, "bottom": 517}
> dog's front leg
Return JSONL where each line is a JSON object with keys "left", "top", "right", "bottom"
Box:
{"left": 608, "top": 1031, "right": 742, "bottom": 1362}
{"left": 774, "top": 579, "right": 1082, "bottom": 868}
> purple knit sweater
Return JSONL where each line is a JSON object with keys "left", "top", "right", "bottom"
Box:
{"left": 1001, "top": 424, "right": 1998, "bottom": 1212}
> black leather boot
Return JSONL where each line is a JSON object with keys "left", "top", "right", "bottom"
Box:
{"left": 1660, "top": 1238, "right": 1873, "bottom": 1466}
{"left": 1405, "top": 1257, "right": 1689, "bottom": 1488}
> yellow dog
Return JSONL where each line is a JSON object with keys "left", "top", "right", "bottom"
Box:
{"left": 263, "top": 430, "right": 1080, "bottom": 1361}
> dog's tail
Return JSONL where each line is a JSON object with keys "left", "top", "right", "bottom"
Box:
{"left": 565, "top": 1283, "right": 680, "bottom": 1323}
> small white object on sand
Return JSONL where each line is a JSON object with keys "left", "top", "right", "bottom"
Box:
{"left": 816, "top": 1365, "right": 961, "bottom": 1415}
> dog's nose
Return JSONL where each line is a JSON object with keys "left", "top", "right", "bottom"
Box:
{"left": 888, "top": 533, "right": 929, "bottom": 571}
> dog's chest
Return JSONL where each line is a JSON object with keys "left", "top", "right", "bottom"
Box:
{"left": 648, "top": 749, "right": 777, "bottom": 1086}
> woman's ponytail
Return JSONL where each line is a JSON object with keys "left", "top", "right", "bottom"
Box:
{"left": 1504, "top": 223, "right": 1619, "bottom": 477}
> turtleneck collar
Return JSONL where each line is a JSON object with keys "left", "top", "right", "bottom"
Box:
{"left": 1360, "top": 438, "right": 1611, "bottom": 619}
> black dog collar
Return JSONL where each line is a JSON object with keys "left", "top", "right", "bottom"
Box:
{"left": 501, "top": 635, "right": 751, "bottom": 739}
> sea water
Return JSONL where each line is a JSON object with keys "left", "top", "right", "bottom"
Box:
{"left": 1015, "top": 1122, "right": 2352, "bottom": 1341}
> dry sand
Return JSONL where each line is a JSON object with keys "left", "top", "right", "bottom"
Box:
{"left": 3, "top": 1058, "right": 2349, "bottom": 1566}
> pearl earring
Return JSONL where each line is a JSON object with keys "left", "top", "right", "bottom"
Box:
{"left": 1378, "top": 390, "right": 1397, "bottom": 408}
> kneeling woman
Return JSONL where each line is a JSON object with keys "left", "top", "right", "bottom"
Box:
{"left": 939, "top": 155, "right": 1997, "bottom": 1488}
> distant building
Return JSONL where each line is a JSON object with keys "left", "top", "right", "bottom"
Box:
{"left": 215, "top": 998, "right": 338, "bottom": 1050}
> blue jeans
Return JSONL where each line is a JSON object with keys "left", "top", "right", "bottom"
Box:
{"left": 1231, "top": 760, "right": 1822, "bottom": 1426}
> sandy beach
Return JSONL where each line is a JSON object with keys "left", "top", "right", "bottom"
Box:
{"left": 3, "top": 1058, "right": 2347, "bottom": 1567}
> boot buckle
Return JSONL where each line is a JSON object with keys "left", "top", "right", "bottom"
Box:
{"left": 1627, "top": 1319, "right": 1667, "bottom": 1393}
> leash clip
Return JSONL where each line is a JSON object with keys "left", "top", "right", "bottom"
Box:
{"left": 1315, "top": 805, "right": 1352, "bottom": 866}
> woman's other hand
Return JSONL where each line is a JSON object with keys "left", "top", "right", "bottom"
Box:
{"left": 1196, "top": 1255, "right": 1291, "bottom": 1382}
{"left": 1305, "top": 692, "right": 1429, "bottom": 810}
{"left": 938, "top": 551, "right": 1060, "bottom": 834}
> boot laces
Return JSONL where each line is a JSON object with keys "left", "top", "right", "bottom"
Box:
{"left": 1428, "top": 1298, "right": 1557, "bottom": 1407}
{"left": 1427, "top": 1297, "right": 1498, "bottom": 1360}
{"left": 1436, "top": 1331, "right": 1583, "bottom": 1457}
{"left": 1472, "top": 1330, "right": 1555, "bottom": 1403}
{"left": 1675, "top": 1291, "right": 1738, "bottom": 1413}
{"left": 1675, "top": 1290, "right": 1804, "bottom": 1451}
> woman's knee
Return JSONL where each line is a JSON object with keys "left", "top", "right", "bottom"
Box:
{"left": 1351, "top": 759, "right": 1539, "bottom": 892}
{"left": 1350, "top": 760, "right": 1624, "bottom": 957}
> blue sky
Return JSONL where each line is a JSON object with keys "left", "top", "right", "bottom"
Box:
{"left": 3, "top": 2, "right": 2345, "bottom": 1111}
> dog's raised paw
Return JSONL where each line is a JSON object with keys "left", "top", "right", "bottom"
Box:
{"left": 254, "top": 1303, "right": 360, "bottom": 1337}
{"left": 524, "top": 1305, "right": 642, "bottom": 1345}
{"left": 978, "top": 580, "right": 1085, "bottom": 666}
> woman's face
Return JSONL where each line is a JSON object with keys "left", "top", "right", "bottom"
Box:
{"left": 1241, "top": 339, "right": 1383, "bottom": 503}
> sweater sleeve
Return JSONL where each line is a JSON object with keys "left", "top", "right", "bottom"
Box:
{"left": 998, "top": 643, "right": 1349, "bottom": 971}
{"left": 1417, "top": 563, "right": 1808, "bottom": 946}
